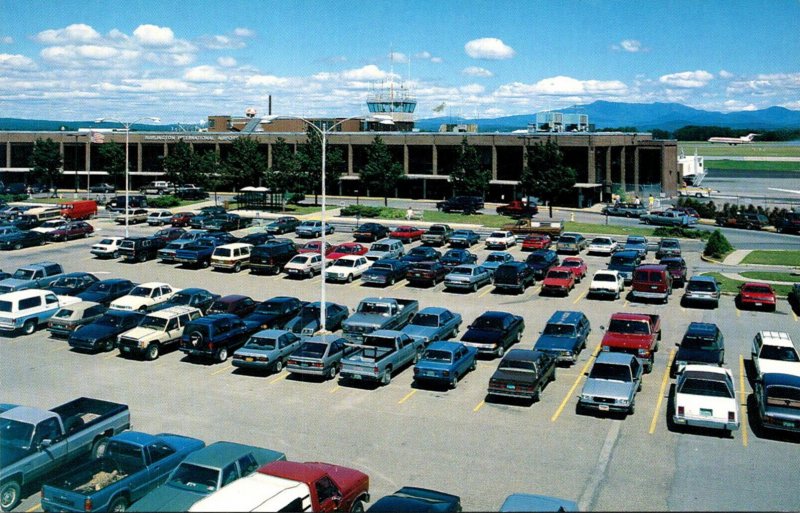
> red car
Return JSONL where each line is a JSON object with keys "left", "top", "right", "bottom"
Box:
{"left": 522, "top": 234, "right": 551, "bottom": 251}
{"left": 298, "top": 240, "right": 333, "bottom": 256}
{"left": 737, "top": 282, "right": 777, "bottom": 311}
{"left": 170, "top": 212, "right": 195, "bottom": 227}
{"left": 327, "top": 242, "right": 368, "bottom": 260}
{"left": 46, "top": 221, "right": 94, "bottom": 242}
{"left": 561, "top": 257, "right": 588, "bottom": 283}
{"left": 541, "top": 266, "right": 576, "bottom": 296}
{"left": 389, "top": 225, "right": 425, "bottom": 243}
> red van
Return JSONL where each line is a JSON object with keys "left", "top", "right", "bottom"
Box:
{"left": 631, "top": 264, "right": 673, "bottom": 303}
{"left": 59, "top": 200, "right": 97, "bottom": 220}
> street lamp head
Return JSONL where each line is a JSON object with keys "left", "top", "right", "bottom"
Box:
{"left": 145, "top": 117, "right": 161, "bottom": 123}
{"left": 94, "top": 118, "right": 106, "bottom": 123}
{"left": 259, "top": 115, "right": 279, "bottom": 124}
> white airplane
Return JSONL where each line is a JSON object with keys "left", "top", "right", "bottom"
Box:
{"left": 768, "top": 188, "right": 800, "bottom": 195}
{"left": 707, "top": 133, "right": 759, "bottom": 145}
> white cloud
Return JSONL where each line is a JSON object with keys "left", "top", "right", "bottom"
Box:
{"left": 145, "top": 52, "right": 195, "bottom": 66}
{"left": 719, "top": 70, "right": 734, "bottom": 79}
{"left": 430, "top": 57, "right": 443, "bottom": 63}
{"left": 462, "top": 66, "right": 493, "bottom": 77}
{"left": 464, "top": 37, "right": 515, "bottom": 60}
{"left": 133, "top": 24, "right": 176, "bottom": 47}
{"left": 459, "top": 84, "right": 485, "bottom": 94}
{"left": 233, "top": 28, "right": 255, "bottom": 37}
{"left": 496, "top": 76, "right": 628, "bottom": 97}
{"left": 184, "top": 65, "right": 227, "bottom": 82}
{"left": 658, "top": 70, "right": 714, "bottom": 88}
{"left": 35, "top": 24, "right": 101, "bottom": 44}
{"left": 0, "top": 53, "right": 37, "bottom": 70}
{"left": 722, "top": 99, "right": 757, "bottom": 111}
{"left": 2, "top": 36, "right": 13, "bottom": 44}
{"left": 389, "top": 51, "right": 408, "bottom": 64}
{"left": 96, "top": 78, "right": 195, "bottom": 93}
{"left": 342, "top": 64, "right": 391, "bottom": 81}
{"left": 245, "top": 74, "right": 291, "bottom": 88}
{"left": 40, "top": 45, "right": 139, "bottom": 67}
{"left": 200, "top": 35, "right": 245, "bottom": 50}
{"left": 415, "top": 51, "right": 431, "bottom": 59}
{"left": 217, "top": 56, "right": 237, "bottom": 67}
{"left": 612, "top": 39, "right": 646, "bottom": 52}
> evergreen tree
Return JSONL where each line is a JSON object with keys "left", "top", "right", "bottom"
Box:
{"left": 221, "top": 137, "right": 267, "bottom": 190}
{"left": 520, "top": 139, "right": 577, "bottom": 212}
{"left": 96, "top": 141, "right": 125, "bottom": 190}
{"left": 359, "top": 135, "right": 404, "bottom": 206}
{"left": 296, "top": 126, "right": 344, "bottom": 205}
{"left": 29, "top": 138, "right": 63, "bottom": 196}
{"left": 449, "top": 137, "right": 490, "bottom": 196}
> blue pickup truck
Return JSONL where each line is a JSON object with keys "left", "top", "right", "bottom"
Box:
{"left": 41, "top": 431, "right": 204, "bottom": 512}
{"left": 173, "top": 238, "right": 223, "bottom": 269}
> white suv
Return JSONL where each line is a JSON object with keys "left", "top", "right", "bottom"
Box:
{"left": 118, "top": 306, "right": 202, "bottom": 360}
{"left": 211, "top": 243, "right": 253, "bottom": 273}
{"left": 752, "top": 331, "right": 800, "bottom": 378}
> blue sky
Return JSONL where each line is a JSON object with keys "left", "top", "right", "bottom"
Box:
{"left": 1, "top": 0, "right": 798, "bottom": 123}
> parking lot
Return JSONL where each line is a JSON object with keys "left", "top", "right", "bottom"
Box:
{"left": 2, "top": 216, "right": 799, "bottom": 511}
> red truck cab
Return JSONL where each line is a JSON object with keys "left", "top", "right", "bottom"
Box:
{"left": 259, "top": 461, "right": 370, "bottom": 512}
{"left": 601, "top": 312, "right": 662, "bottom": 372}
{"left": 496, "top": 200, "right": 538, "bottom": 217}
{"left": 59, "top": 200, "right": 97, "bottom": 220}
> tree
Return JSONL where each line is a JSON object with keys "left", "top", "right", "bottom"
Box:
{"left": 520, "top": 139, "right": 577, "bottom": 214}
{"left": 162, "top": 139, "right": 194, "bottom": 192}
{"left": 29, "top": 138, "right": 63, "bottom": 196}
{"left": 221, "top": 137, "right": 267, "bottom": 190}
{"left": 449, "top": 136, "right": 490, "bottom": 196}
{"left": 359, "top": 136, "right": 404, "bottom": 206}
{"left": 96, "top": 141, "right": 125, "bottom": 190}
{"left": 703, "top": 229, "right": 733, "bottom": 259}
{"left": 194, "top": 150, "right": 223, "bottom": 204}
{"left": 296, "top": 125, "right": 344, "bottom": 205}
{"left": 651, "top": 129, "right": 671, "bottom": 140}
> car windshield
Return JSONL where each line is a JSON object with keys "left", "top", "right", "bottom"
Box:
{"left": 450, "top": 267, "right": 472, "bottom": 275}
{"left": 744, "top": 285, "right": 772, "bottom": 294}
{"left": 760, "top": 346, "right": 800, "bottom": 362}
{"left": 358, "top": 302, "right": 391, "bottom": 315}
{"left": 256, "top": 302, "right": 283, "bottom": 313}
{"left": 610, "top": 255, "right": 636, "bottom": 266}
{"left": 679, "top": 377, "right": 733, "bottom": 398}
{"left": 245, "top": 336, "right": 277, "bottom": 350}
{"left": 296, "top": 342, "right": 327, "bottom": 358}
{"left": 289, "top": 256, "right": 310, "bottom": 264}
{"left": 52, "top": 277, "right": 81, "bottom": 288}
{"left": 560, "top": 236, "right": 576, "bottom": 244}
{"left": 371, "top": 264, "right": 392, "bottom": 271}
{"left": 590, "top": 363, "right": 631, "bottom": 382}
{"left": 338, "top": 246, "right": 359, "bottom": 254}
{"left": 562, "top": 260, "right": 581, "bottom": 268}
{"left": 594, "top": 273, "right": 616, "bottom": 282}
{"left": 53, "top": 308, "right": 75, "bottom": 319}
{"left": 120, "top": 240, "right": 135, "bottom": 249}
{"left": 472, "top": 317, "right": 503, "bottom": 330}
{"left": 12, "top": 269, "right": 35, "bottom": 280}
{"left": 607, "top": 319, "right": 650, "bottom": 334}
{"left": 526, "top": 255, "right": 545, "bottom": 264}
{"left": 334, "top": 259, "right": 356, "bottom": 268}
{"left": 453, "top": 231, "right": 471, "bottom": 237}
{"left": 664, "top": 261, "right": 683, "bottom": 270}
{"left": 688, "top": 280, "right": 717, "bottom": 292}
{"left": 97, "top": 314, "right": 126, "bottom": 327}
{"left": 626, "top": 237, "right": 646, "bottom": 244}
{"left": 140, "top": 316, "right": 168, "bottom": 330}
{"left": 129, "top": 286, "right": 154, "bottom": 297}
{"left": 422, "top": 349, "right": 452, "bottom": 362}
{"left": 414, "top": 263, "right": 436, "bottom": 271}
{"left": 591, "top": 239, "right": 610, "bottom": 245}
{"left": 99, "top": 239, "right": 116, "bottom": 245}
{"left": 490, "top": 232, "right": 506, "bottom": 238}
{"left": 661, "top": 240, "right": 679, "bottom": 248}
{"left": 169, "top": 293, "right": 193, "bottom": 305}
{"left": 681, "top": 335, "right": 719, "bottom": 351}
{"left": 487, "top": 254, "right": 507, "bottom": 262}
{"left": 87, "top": 282, "right": 114, "bottom": 292}
{"left": 188, "top": 240, "right": 214, "bottom": 249}
{"left": 411, "top": 313, "right": 439, "bottom": 327}
{"left": 499, "top": 358, "right": 535, "bottom": 372}
{"left": 543, "top": 324, "right": 575, "bottom": 336}
{"left": 444, "top": 251, "right": 464, "bottom": 259}
{"left": 0, "top": 418, "right": 34, "bottom": 448}
{"left": 547, "top": 271, "right": 572, "bottom": 280}
{"left": 371, "top": 244, "right": 390, "bottom": 252}
{"left": 169, "top": 462, "right": 220, "bottom": 492}
{"left": 409, "top": 248, "right": 429, "bottom": 256}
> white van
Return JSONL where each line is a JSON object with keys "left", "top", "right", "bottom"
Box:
{"left": 211, "top": 243, "right": 253, "bottom": 273}
{"left": 0, "top": 289, "right": 81, "bottom": 335}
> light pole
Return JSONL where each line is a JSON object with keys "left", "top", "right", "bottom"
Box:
{"left": 94, "top": 116, "right": 160, "bottom": 237}
{"left": 260, "top": 114, "right": 393, "bottom": 332}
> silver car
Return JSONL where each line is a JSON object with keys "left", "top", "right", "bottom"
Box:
{"left": 578, "top": 351, "right": 642, "bottom": 415}
{"left": 444, "top": 264, "right": 492, "bottom": 292}
{"left": 47, "top": 301, "right": 107, "bottom": 338}
{"left": 285, "top": 335, "right": 357, "bottom": 380}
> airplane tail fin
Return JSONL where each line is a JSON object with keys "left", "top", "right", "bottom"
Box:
{"left": 744, "top": 133, "right": 759, "bottom": 141}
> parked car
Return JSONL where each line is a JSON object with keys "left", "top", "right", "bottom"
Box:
{"left": 45, "top": 221, "right": 93, "bottom": 242}
{"left": 541, "top": 267, "right": 576, "bottom": 297}
{"left": 587, "top": 236, "right": 618, "bottom": 255}
{"left": 681, "top": 275, "right": 721, "bottom": 308}
{"left": 789, "top": 283, "right": 800, "bottom": 312}
{"left": 401, "top": 245, "right": 441, "bottom": 264}
{"left": 265, "top": 216, "right": 300, "bottom": 234}
{"left": 436, "top": 195, "right": 484, "bottom": 214}
{"left": 716, "top": 212, "right": 769, "bottom": 230}
{"left": 641, "top": 210, "right": 693, "bottom": 226}
{"left": 655, "top": 238, "right": 682, "bottom": 259}
{"left": 0, "top": 228, "right": 46, "bottom": 250}
{"left": 180, "top": 313, "right": 259, "bottom": 362}
{"left": 361, "top": 259, "right": 411, "bottom": 286}
{"left": 406, "top": 261, "right": 448, "bottom": 287}
{"left": 661, "top": 257, "right": 688, "bottom": 288}
{"left": 109, "top": 282, "right": 179, "bottom": 312}
{"left": 325, "top": 255, "right": 372, "bottom": 282}
{"left": 284, "top": 253, "right": 323, "bottom": 278}
{"left": 487, "top": 349, "right": 557, "bottom": 402}
{"left": 578, "top": 351, "right": 643, "bottom": 415}
{"left": 0, "top": 289, "right": 80, "bottom": 335}
{"left": 369, "top": 487, "right": 462, "bottom": 513}
{"left": 672, "top": 365, "right": 739, "bottom": 435}
{"left": 153, "top": 226, "right": 186, "bottom": 242}
{"left": 533, "top": 310, "right": 591, "bottom": 364}
{"left": 326, "top": 242, "right": 368, "bottom": 260}
{"left": 157, "top": 238, "right": 197, "bottom": 263}
{"left": 76, "top": 278, "right": 137, "bottom": 306}
{"left": 46, "top": 272, "right": 99, "bottom": 296}
{"left": 189, "top": 206, "right": 226, "bottom": 229}
{"left": 671, "top": 322, "right": 726, "bottom": 377}
{"left": 174, "top": 237, "right": 226, "bottom": 269}
{"left": 607, "top": 250, "right": 641, "bottom": 285}
{"left": 114, "top": 208, "right": 149, "bottom": 224}
{"left": 440, "top": 248, "right": 478, "bottom": 271}
{"left": 631, "top": 264, "right": 673, "bottom": 304}
{"left": 47, "top": 301, "right": 107, "bottom": 338}
{"left": 298, "top": 240, "right": 333, "bottom": 256}
{"left": 481, "top": 252, "right": 515, "bottom": 275}
{"left": 556, "top": 232, "right": 588, "bottom": 254}
{"left": 0, "top": 261, "right": 64, "bottom": 294}
{"left": 174, "top": 186, "right": 209, "bottom": 200}
{"left": 753, "top": 372, "right": 800, "bottom": 435}
{"left": 389, "top": 225, "right": 424, "bottom": 243}
{"left": 211, "top": 242, "right": 253, "bottom": 273}
{"left": 207, "top": 294, "right": 258, "bottom": 318}
{"left": 736, "top": 282, "right": 777, "bottom": 311}
{"left": 496, "top": 199, "right": 538, "bottom": 218}
{"left": 602, "top": 203, "right": 648, "bottom": 218}
{"left": 485, "top": 230, "right": 516, "bottom": 250}
{"left": 413, "top": 341, "right": 477, "bottom": 389}
{"left": 460, "top": 311, "right": 525, "bottom": 358}
{"left": 560, "top": 257, "right": 588, "bottom": 283}
{"left": 119, "top": 235, "right": 168, "bottom": 263}
{"left": 421, "top": 224, "right": 453, "bottom": 246}
{"left": 525, "top": 249, "right": 560, "bottom": 280}
{"left": 89, "top": 182, "right": 115, "bottom": 193}
{"left": 284, "top": 301, "right": 349, "bottom": 336}
{"left": 444, "top": 264, "right": 492, "bottom": 292}
{"left": 365, "top": 238, "right": 405, "bottom": 262}
{"left": 239, "top": 232, "right": 276, "bottom": 247}
{"left": 169, "top": 211, "right": 195, "bottom": 227}
{"left": 751, "top": 331, "right": 800, "bottom": 378}
{"left": 400, "top": 306, "right": 462, "bottom": 346}
{"left": 522, "top": 234, "right": 552, "bottom": 251}
{"left": 339, "top": 330, "right": 423, "bottom": 386}
{"left": 117, "top": 306, "right": 202, "bottom": 361}
{"left": 244, "top": 296, "right": 304, "bottom": 330}
{"left": 30, "top": 218, "right": 68, "bottom": 235}
{"left": 250, "top": 239, "right": 298, "bottom": 275}
{"left": 286, "top": 335, "right": 357, "bottom": 380}
{"left": 147, "top": 209, "right": 174, "bottom": 226}
{"left": 623, "top": 235, "right": 649, "bottom": 257}
{"left": 588, "top": 269, "right": 625, "bottom": 300}
{"left": 353, "top": 222, "right": 389, "bottom": 242}
{"left": 68, "top": 309, "right": 145, "bottom": 352}
{"left": 295, "top": 220, "right": 335, "bottom": 238}
{"left": 232, "top": 329, "right": 302, "bottom": 373}
{"left": 90, "top": 236, "right": 125, "bottom": 258}
{"left": 448, "top": 229, "right": 480, "bottom": 248}
{"left": 493, "top": 262, "right": 536, "bottom": 294}
{"left": 152, "top": 287, "right": 220, "bottom": 314}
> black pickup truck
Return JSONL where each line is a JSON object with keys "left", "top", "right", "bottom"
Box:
{"left": 487, "top": 349, "right": 557, "bottom": 402}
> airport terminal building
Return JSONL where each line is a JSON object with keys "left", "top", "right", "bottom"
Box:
{"left": 0, "top": 121, "right": 678, "bottom": 205}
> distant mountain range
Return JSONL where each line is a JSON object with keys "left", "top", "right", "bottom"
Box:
{"left": 415, "top": 101, "right": 800, "bottom": 132}
{"left": 2, "top": 101, "right": 799, "bottom": 133}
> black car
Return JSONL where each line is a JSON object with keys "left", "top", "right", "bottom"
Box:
{"left": 460, "top": 311, "right": 525, "bottom": 358}
{"left": 0, "top": 228, "right": 45, "bottom": 250}
{"left": 670, "top": 322, "right": 725, "bottom": 377}
{"left": 361, "top": 259, "right": 411, "bottom": 287}
{"left": 118, "top": 236, "right": 168, "bottom": 263}
{"left": 2, "top": 215, "right": 43, "bottom": 231}
{"left": 202, "top": 213, "right": 250, "bottom": 231}
{"left": 89, "top": 183, "right": 115, "bottom": 193}
{"left": 250, "top": 240, "right": 298, "bottom": 274}
{"left": 406, "top": 261, "right": 447, "bottom": 287}
{"left": 47, "top": 272, "right": 100, "bottom": 296}
{"left": 368, "top": 487, "right": 462, "bottom": 513}
{"left": 175, "top": 187, "right": 209, "bottom": 200}
{"left": 353, "top": 222, "right": 389, "bottom": 242}
{"left": 152, "top": 287, "right": 221, "bottom": 314}
{"left": 240, "top": 232, "right": 276, "bottom": 246}
{"left": 75, "top": 278, "right": 137, "bottom": 305}
{"left": 525, "top": 249, "right": 560, "bottom": 279}
{"left": 436, "top": 196, "right": 484, "bottom": 214}
{"left": 244, "top": 296, "right": 304, "bottom": 330}
{"left": 789, "top": 283, "right": 800, "bottom": 313}
{"left": 189, "top": 206, "right": 227, "bottom": 229}
{"left": 207, "top": 294, "right": 258, "bottom": 318}
{"left": 401, "top": 246, "right": 442, "bottom": 264}
{"left": 105, "top": 194, "right": 147, "bottom": 212}
{"left": 203, "top": 230, "right": 240, "bottom": 244}
{"left": 68, "top": 310, "right": 144, "bottom": 352}
{"left": 440, "top": 249, "right": 478, "bottom": 271}
{"left": 265, "top": 216, "right": 300, "bottom": 235}
{"left": 493, "top": 262, "right": 536, "bottom": 294}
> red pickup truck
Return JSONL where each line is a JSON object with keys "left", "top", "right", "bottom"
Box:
{"left": 601, "top": 313, "right": 662, "bottom": 372}
{"left": 496, "top": 200, "right": 539, "bottom": 217}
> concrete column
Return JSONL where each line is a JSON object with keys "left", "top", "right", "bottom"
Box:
{"left": 5, "top": 142, "right": 10, "bottom": 169}
{"left": 587, "top": 146, "right": 596, "bottom": 183}
{"left": 619, "top": 146, "right": 626, "bottom": 187}
{"left": 85, "top": 142, "right": 91, "bottom": 173}
{"left": 267, "top": 143, "right": 272, "bottom": 169}
{"left": 491, "top": 144, "right": 498, "bottom": 180}
{"left": 431, "top": 145, "right": 438, "bottom": 175}
{"left": 137, "top": 143, "right": 143, "bottom": 172}
{"left": 403, "top": 144, "right": 409, "bottom": 174}
{"left": 522, "top": 145, "right": 528, "bottom": 171}
{"left": 604, "top": 147, "right": 611, "bottom": 183}
{"left": 347, "top": 144, "right": 353, "bottom": 175}
{"left": 634, "top": 147, "right": 640, "bottom": 192}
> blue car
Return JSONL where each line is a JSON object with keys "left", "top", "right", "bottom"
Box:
{"left": 533, "top": 311, "right": 591, "bottom": 364}
{"left": 623, "top": 235, "right": 648, "bottom": 257}
{"left": 448, "top": 229, "right": 480, "bottom": 248}
{"left": 413, "top": 340, "right": 477, "bottom": 389}
{"left": 68, "top": 309, "right": 144, "bottom": 352}
{"left": 481, "top": 251, "right": 515, "bottom": 275}
{"left": 368, "top": 487, "right": 462, "bottom": 512}
{"left": 499, "top": 493, "right": 578, "bottom": 512}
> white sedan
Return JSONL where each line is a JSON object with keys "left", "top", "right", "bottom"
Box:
{"left": 90, "top": 236, "right": 125, "bottom": 258}
{"left": 588, "top": 270, "right": 625, "bottom": 300}
{"left": 324, "top": 255, "right": 371, "bottom": 283}
{"left": 672, "top": 364, "right": 739, "bottom": 435}
{"left": 284, "top": 253, "right": 323, "bottom": 279}
{"left": 485, "top": 230, "right": 516, "bottom": 249}
{"left": 587, "top": 236, "right": 619, "bottom": 255}
{"left": 109, "top": 282, "right": 179, "bottom": 311}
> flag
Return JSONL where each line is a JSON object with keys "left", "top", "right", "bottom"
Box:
{"left": 90, "top": 131, "right": 105, "bottom": 144}
{"left": 433, "top": 102, "right": 446, "bottom": 113}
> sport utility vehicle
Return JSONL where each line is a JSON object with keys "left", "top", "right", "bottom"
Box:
{"left": 211, "top": 242, "right": 253, "bottom": 272}
{"left": 716, "top": 212, "right": 769, "bottom": 230}
{"left": 118, "top": 305, "right": 202, "bottom": 360}
{"left": 250, "top": 240, "right": 298, "bottom": 274}
{"left": 179, "top": 313, "right": 257, "bottom": 362}
{"left": 436, "top": 196, "right": 484, "bottom": 214}
{"left": 0, "top": 261, "right": 64, "bottom": 293}
{"left": 671, "top": 322, "right": 725, "bottom": 377}
{"left": 493, "top": 262, "right": 535, "bottom": 294}
{"left": 751, "top": 331, "right": 800, "bottom": 378}
{"left": 118, "top": 236, "right": 168, "bottom": 263}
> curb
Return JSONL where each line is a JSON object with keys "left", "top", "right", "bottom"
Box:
{"left": 700, "top": 254, "right": 723, "bottom": 264}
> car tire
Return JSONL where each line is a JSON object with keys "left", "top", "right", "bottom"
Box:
{"left": 346, "top": 274, "right": 353, "bottom": 283}
{"left": 350, "top": 499, "right": 365, "bottom": 513}
{"left": 471, "top": 283, "right": 478, "bottom": 292}
{"left": 274, "top": 359, "right": 283, "bottom": 372}
{"left": 450, "top": 374, "right": 458, "bottom": 389}
{"left": 628, "top": 402, "right": 636, "bottom": 415}
{"left": 217, "top": 347, "right": 228, "bottom": 363}
{"left": 326, "top": 365, "right": 338, "bottom": 380}
{"left": 112, "top": 250, "right": 120, "bottom": 259}
{"left": 108, "top": 496, "right": 128, "bottom": 512}
{"left": 146, "top": 343, "right": 160, "bottom": 361}
{"left": 13, "top": 242, "right": 22, "bottom": 250}
{"left": 201, "top": 259, "right": 210, "bottom": 269}
{"left": 233, "top": 262, "right": 241, "bottom": 273}
{"left": 91, "top": 436, "right": 109, "bottom": 459}
{"left": 103, "top": 339, "right": 115, "bottom": 352}
{"left": 497, "top": 345, "right": 505, "bottom": 358}
{"left": 388, "top": 277, "right": 395, "bottom": 286}
{"left": 0, "top": 480, "right": 21, "bottom": 512}
{"left": 22, "top": 319, "right": 36, "bottom": 335}
{"left": 381, "top": 368, "right": 392, "bottom": 386}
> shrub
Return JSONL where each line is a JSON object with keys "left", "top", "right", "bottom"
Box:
{"left": 653, "top": 226, "right": 710, "bottom": 240}
{"left": 147, "top": 195, "right": 181, "bottom": 208}
{"left": 286, "top": 192, "right": 305, "bottom": 204}
{"left": 676, "top": 197, "right": 717, "bottom": 219}
{"left": 703, "top": 229, "right": 734, "bottom": 259}
{"left": 340, "top": 205, "right": 382, "bottom": 218}
{"left": 0, "top": 193, "right": 29, "bottom": 202}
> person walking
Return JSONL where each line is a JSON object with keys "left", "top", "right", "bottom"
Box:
{"left": 406, "top": 206, "right": 414, "bottom": 220}
{"left": 648, "top": 194, "right": 655, "bottom": 210}
{"left": 634, "top": 196, "right": 641, "bottom": 206}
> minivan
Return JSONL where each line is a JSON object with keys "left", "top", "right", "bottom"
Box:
{"left": 211, "top": 242, "right": 253, "bottom": 273}
{"left": 250, "top": 240, "right": 298, "bottom": 275}
{"left": 631, "top": 264, "right": 673, "bottom": 303}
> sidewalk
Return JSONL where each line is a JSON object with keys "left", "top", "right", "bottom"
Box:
{"left": 720, "top": 272, "right": 800, "bottom": 285}
{"left": 722, "top": 249, "right": 751, "bottom": 265}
